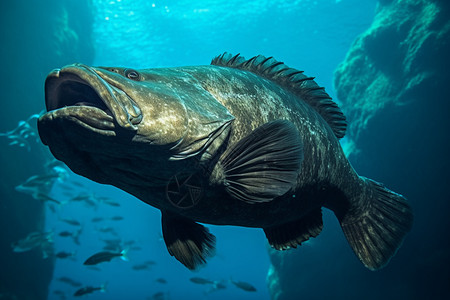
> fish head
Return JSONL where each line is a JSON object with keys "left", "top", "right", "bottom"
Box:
{"left": 38, "top": 64, "right": 234, "bottom": 198}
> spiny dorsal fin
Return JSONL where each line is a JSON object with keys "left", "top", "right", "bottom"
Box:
{"left": 211, "top": 52, "right": 347, "bottom": 139}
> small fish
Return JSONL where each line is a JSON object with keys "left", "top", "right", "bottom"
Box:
{"left": 60, "top": 217, "right": 81, "bottom": 226}
{"left": 19, "top": 173, "right": 61, "bottom": 188}
{"left": 35, "top": 192, "right": 61, "bottom": 204}
{"left": 0, "top": 112, "right": 42, "bottom": 151}
{"left": 91, "top": 217, "right": 104, "bottom": 223}
{"left": 11, "top": 231, "right": 53, "bottom": 258}
{"left": 57, "top": 276, "right": 82, "bottom": 287}
{"left": 148, "top": 292, "right": 169, "bottom": 300}
{"left": 58, "top": 228, "right": 82, "bottom": 245}
{"left": 74, "top": 283, "right": 107, "bottom": 297}
{"left": 58, "top": 231, "right": 73, "bottom": 237}
{"left": 103, "top": 200, "right": 120, "bottom": 207}
{"left": 83, "top": 198, "right": 97, "bottom": 207}
{"left": 132, "top": 264, "right": 149, "bottom": 271}
{"left": 83, "top": 249, "right": 128, "bottom": 265}
{"left": 55, "top": 251, "right": 76, "bottom": 259}
{"left": 44, "top": 159, "right": 66, "bottom": 171}
{"left": 47, "top": 203, "right": 57, "bottom": 213}
{"left": 155, "top": 278, "right": 167, "bottom": 284}
{"left": 15, "top": 185, "right": 60, "bottom": 204}
{"left": 70, "top": 192, "right": 93, "bottom": 202}
{"left": 190, "top": 277, "right": 214, "bottom": 285}
{"left": 110, "top": 216, "right": 124, "bottom": 221}
{"left": 231, "top": 280, "right": 257, "bottom": 292}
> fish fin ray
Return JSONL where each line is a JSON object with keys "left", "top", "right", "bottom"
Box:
{"left": 211, "top": 52, "right": 347, "bottom": 138}
{"left": 338, "top": 178, "right": 413, "bottom": 270}
{"left": 162, "top": 212, "right": 216, "bottom": 270}
{"left": 220, "top": 120, "right": 303, "bottom": 203}
{"left": 264, "top": 209, "right": 323, "bottom": 250}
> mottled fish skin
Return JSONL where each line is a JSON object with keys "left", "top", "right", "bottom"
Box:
{"left": 38, "top": 63, "right": 351, "bottom": 227}
{"left": 168, "top": 65, "right": 355, "bottom": 227}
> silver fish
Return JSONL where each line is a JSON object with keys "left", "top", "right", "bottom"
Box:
{"left": 38, "top": 53, "right": 413, "bottom": 271}
{"left": 11, "top": 231, "right": 54, "bottom": 258}
{"left": 0, "top": 111, "right": 42, "bottom": 151}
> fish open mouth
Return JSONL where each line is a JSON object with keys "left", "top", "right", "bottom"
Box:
{"left": 42, "top": 63, "right": 142, "bottom": 134}
{"left": 45, "top": 70, "right": 113, "bottom": 117}
{"left": 38, "top": 64, "right": 144, "bottom": 183}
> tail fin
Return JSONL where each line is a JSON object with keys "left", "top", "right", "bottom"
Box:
{"left": 120, "top": 249, "right": 129, "bottom": 262}
{"left": 339, "top": 177, "right": 413, "bottom": 270}
{"left": 100, "top": 282, "right": 108, "bottom": 293}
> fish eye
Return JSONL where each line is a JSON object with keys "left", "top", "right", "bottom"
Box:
{"left": 124, "top": 69, "right": 141, "bottom": 81}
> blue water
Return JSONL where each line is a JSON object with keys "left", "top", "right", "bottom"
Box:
{"left": 2, "top": 0, "right": 380, "bottom": 299}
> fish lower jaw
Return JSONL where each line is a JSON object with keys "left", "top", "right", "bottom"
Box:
{"left": 38, "top": 106, "right": 117, "bottom": 141}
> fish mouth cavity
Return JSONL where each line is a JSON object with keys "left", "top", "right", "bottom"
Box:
{"left": 44, "top": 64, "right": 142, "bottom": 131}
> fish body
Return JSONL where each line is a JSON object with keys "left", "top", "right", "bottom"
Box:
{"left": 55, "top": 251, "right": 76, "bottom": 259}
{"left": 103, "top": 200, "right": 120, "bottom": 207}
{"left": 0, "top": 112, "right": 41, "bottom": 151}
{"left": 58, "top": 231, "right": 72, "bottom": 237}
{"left": 11, "top": 231, "right": 54, "bottom": 258}
{"left": 74, "top": 283, "right": 106, "bottom": 297}
{"left": 132, "top": 263, "right": 149, "bottom": 271}
{"left": 60, "top": 218, "right": 81, "bottom": 226}
{"left": 83, "top": 249, "right": 128, "bottom": 265}
{"left": 58, "top": 228, "right": 82, "bottom": 245}
{"left": 190, "top": 277, "right": 214, "bottom": 285}
{"left": 38, "top": 53, "right": 413, "bottom": 271}
{"left": 231, "top": 280, "right": 257, "bottom": 292}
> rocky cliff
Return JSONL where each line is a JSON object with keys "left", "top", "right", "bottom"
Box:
{"left": 268, "top": 0, "right": 450, "bottom": 299}
{"left": 0, "top": 1, "right": 94, "bottom": 299}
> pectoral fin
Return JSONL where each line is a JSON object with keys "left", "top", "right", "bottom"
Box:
{"left": 161, "top": 211, "right": 216, "bottom": 270}
{"left": 220, "top": 120, "right": 303, "bottom": 203}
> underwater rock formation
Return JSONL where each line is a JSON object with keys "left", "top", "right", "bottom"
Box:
{"left": 0, "top": 1, "right": 94, "bottom": 299}
{"left": 268, "top": 0, "right": 450, "bottom": 299}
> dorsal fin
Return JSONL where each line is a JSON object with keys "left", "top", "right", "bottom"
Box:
{"left": 211, "top": 52, "right": 347, "bottom": 139}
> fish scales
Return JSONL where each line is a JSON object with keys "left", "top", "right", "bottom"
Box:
{"left": 169, "top": 65, "right": 348, "bottom": 226}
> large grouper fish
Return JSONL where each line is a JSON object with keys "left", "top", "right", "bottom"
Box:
{"left": 38, "top": 53, "right": 413, "bottom": 270}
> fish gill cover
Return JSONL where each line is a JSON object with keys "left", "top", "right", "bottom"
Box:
{"left": 3, "top": 0, "right": 447, "bottom": 300}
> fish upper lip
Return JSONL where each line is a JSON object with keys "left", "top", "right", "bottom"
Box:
{"left": 44, "top": 63, "right": 142, "bottom": 130}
